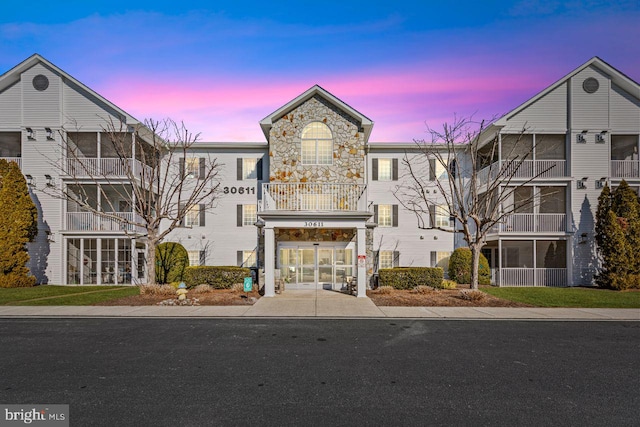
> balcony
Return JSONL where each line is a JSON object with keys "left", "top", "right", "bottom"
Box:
{"left": 0, "top": 157, "right": 21, "bottom": 168}
{"left": 490, "top": 213, "right": 567, "bottom": 233}
{"left": 611, "top": 160, "right": 640, "bottom": 178}
{"left": 498, "top": 268, "right": 567, "bottom": 287}
{"left": 65, "top": 158, "right": 153, "bottom": 179}
{"left": 477, "top": 160, "right": 567, "bottom": 183}
{"left": 261, "top": 183, "right": 367, "bottom": 212}
{"left": 66, "top": 212, "right": 146, "bottom": 233}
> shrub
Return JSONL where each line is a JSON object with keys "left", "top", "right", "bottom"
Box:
{"left": 448, "top": 248, "right": 490, "bottom": 285}
{"left": 437, "top": 279, "right": 458, "bottom": 290}
{"left": 191, "top": 284, "right": 216, "bottom": 294}
{"left": 458, "top": 290, "right": 486, "bottom": 302}
{"left": 140, "top": 284, "right": 176, "bottom": 296}
{"left": 231, "top": 283, "right": 246, "bottom": 293}
{"left": 184, "top": 266, "right": 251, "bottom": 289}
{"left": 155, "top": 242, "right": 189, "bottom": 284}
{"left": 378, "top": 267, "right": 443, "bottom": 290}
{"left": 377, "top": 285, "right": 394, "bottom": 294}
{"left": 413, "top": 285, "right": 435, "bottom": 294}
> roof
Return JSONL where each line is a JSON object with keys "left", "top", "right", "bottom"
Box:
{"left": 259, "top": 84, "right": 374, "bottom": 142}
{"left": 0, "top": 53, "right": 156, "bottom": 140}
{"left": 480, "top": 56, "right": 640, "bottom": 142}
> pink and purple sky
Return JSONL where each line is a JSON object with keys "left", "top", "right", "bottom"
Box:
{"left": 1, "top": 1, "right": 639, "bottom": 142}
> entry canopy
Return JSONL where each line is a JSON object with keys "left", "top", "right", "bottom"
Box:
{"left": 259, "top": 84, "right": 374, "bottom": 142}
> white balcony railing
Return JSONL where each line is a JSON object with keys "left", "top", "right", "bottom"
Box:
{"left": 66, "top": 212, "right": 145, "bottom": 233}
{"left": 65, "top": 158, "right": 153, "bottom": 179}
{"left": 611, "top": 160, "right": 640, "bottom": 178}
{"left": 498, "top": 268, "right": 567, "bottom": 287}
{"left": 477, "top": 160, "right": 567, "bottom": 182}
{"left": 0, "top": 157, "right": 21, "bottom": 168}
{"left": 261, "top": 183, "right": 367, "bottom": 212}
{"left": 496, "top": 213, "right": 566, "bottom": 233}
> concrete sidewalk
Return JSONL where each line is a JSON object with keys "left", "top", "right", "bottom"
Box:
{"left": 0, "top": 290, "right": 638, "bottom": 320}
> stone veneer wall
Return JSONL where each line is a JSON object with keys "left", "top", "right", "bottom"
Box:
{"left": 269, "top": 95, "right": 365, "bottom": 183}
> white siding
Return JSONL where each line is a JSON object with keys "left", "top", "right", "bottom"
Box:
{"left": 63, "top": 80, "right": 121, "bottom": 129}
{"left": 610, "top": 83, "right": 640, "bottom": 132}
{"left": 21, "top": 63, "right": 61, "bottom": 127}
{"left": 0, "top": 82, "right": 21, "bottom": 128}
{"left": 571, "top": 66, "right": 610, "bottom": 131}
{"left": 503, "top": 83, "right": 567, "bottom": 132}
{"left": 22, "top": 129, "right": 63, "bottom": 284}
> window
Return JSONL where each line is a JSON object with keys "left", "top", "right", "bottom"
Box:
{"left": 180, "top": 157, "right": 205, "bottom": 179}
{"left": 375, "top": 204, "right": 398, "bottom": 227}
{"left": 378, "top": 251, "right": 399, "bottom": 269}
{"left": 185, "top": 205, "right": 201, "bottom": 227}
{"left": 301, "top": 122, "right": 332, "bottom": 165}
{"left": 378, "top": 159, "right": 392, "bottom": 181}
{"left": 238, "top": 158, "right": 261, "bottom": 180}
{"left": 238, "top": 204, "right": 257, "bottom": 226}
{"left": 378, "top": 205, "right": 392, "bottom": 227}
{"left": 435, "top": 205, "right": 451, "bottom": 228}
{"left": 188, "top": 251, "right": 205, "bottom": 267}
{"left": 239, "top": 250, "right": 256, "bottom": 267}
{"left": 431, "top": 251, "right": 451, "bottom": 269}
{"left": 0, "top": 132, "right": 21, "bottom": 158}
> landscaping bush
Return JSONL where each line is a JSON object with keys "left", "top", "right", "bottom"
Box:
{"left": 413, "top": 285, "right": 435, "bottom": 294}
{"left": 378, "top": 267, "right": 443, "bottom": 290}
{"left": 377, "top": 285, "right": 394, "bottom": 294}
{"left": 438, "top": 279, "right": 458, "bottom": 290}
{"left": 184, "top": 266, "right": 251, "bottom": 289}
{"left": 448, "top": 248, "right": 490, "bottom": 285}
{"left": 155, "top": 242, "right": 189, "bottom": 284}
{"left": 190, "top": 284, "right": 216, "bottom": 294}
{"left": 139, "top": 284, "right": 176, "bottom": 296}
{"left": 458, "top": 290, "right": 486, "bottom": 302}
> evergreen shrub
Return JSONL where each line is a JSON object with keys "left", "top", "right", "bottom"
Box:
{"left": 184, "top": 266, "right": 251, "bottom": 289}
{"left": 448, "top": 247, "right": 490, "bottom": 285}
{"left": 155, "top": 242, "right": 189, "bottom": 284}
{"left": 378, "top": 267, "right": 443, "bottom": 290}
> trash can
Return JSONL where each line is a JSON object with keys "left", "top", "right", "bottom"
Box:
{"left": 370, "top": 273, "right": 380, "bottom": 289}
{"left": 249, "top": 266, "right": 259, "bottom": 287}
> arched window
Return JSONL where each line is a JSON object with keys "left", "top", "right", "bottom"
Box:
{"left": 301, "top": 122, "right": 333, "bottom": 165}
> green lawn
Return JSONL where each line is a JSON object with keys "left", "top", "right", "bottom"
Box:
{"left": 482, "top": 286, "right": 640, "bottom": 308}
{"left": 0, "top": 285, "right": 139, "bottom": 306}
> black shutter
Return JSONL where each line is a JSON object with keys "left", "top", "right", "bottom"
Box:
{"left": 429, "top": 205, "right": 436, "bottom": 227}
{"left": 374, "top": 251, "right": 380, "bottom": 270}
{"left": 179, "top": 203, "right": 185, "bottom": 226}
{"left": 372, "top": 158, "right": 378, "bottom": 181}
{"left": 237, "top": 251, "right": 243, "bottom": 266}
{"left": 430, "top": 251, "right": 437, "bottom": 267}
{"left": 429, "top": 159, "right": 436, "bottom": 181}
{"left": 373, "top": 205, "right": 378, "bottom": 224}
{"left": 237, "top": 158, "right": 243, "bottom": 180}
{"left": 393, "top": 251, "right": 400, "bottom": 267}
{"left": 392, "top": 158, "right": 398, "bottom": 181}
{"left": 199, "top": 204, "right": 205, "bottom": 226}
{"left": 199, "top": 158, "right": 205, "bottom": 180}
{"left": 179, "top": 158, "right": 185, "bottom": 178}
{"left": 237, "top": 205, "right": 243, "bottom": 227}
{"left": 199, "top": 251, "right": 206, "bottom": 266}
{"left": 392, "top": 205, "right": 399, "bottom": 227}
{"left": 256, "top": 158, "right": 263, "bottom": 180}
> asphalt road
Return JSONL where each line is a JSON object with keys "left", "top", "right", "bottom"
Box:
{"left": 0, "top": 319, "right": 638, "bottom": 426}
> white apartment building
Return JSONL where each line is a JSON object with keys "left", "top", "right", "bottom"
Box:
{"left": 0, "top": 54, "right": 638, "bottom": 291}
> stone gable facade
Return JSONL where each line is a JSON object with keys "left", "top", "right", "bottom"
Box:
{"left": 268, "top": 95, "right": 366, "bottom": 183}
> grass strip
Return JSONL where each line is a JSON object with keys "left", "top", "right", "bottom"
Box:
{"left": 481, "top": 287, "right": 640, "bottom": 308}
{"left": 1, "top": 286, "right": 138, "bottom": 305}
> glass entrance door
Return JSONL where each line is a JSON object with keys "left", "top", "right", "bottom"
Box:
{"left": 278, "top": 245, "right": 354, "bottom": 290}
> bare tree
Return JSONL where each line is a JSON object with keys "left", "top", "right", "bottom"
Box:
{"left": 50, "top": 117, "right": 220, "bottom": 285}
{"left": 394, "top": 116, "right": 551, "bottom": 289}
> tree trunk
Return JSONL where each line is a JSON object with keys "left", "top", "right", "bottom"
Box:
{"left": 470, "top": 244, "right": 481, "bottom": 290}
{"left": 145, "top": 235, "right": 157, "bottom": 286}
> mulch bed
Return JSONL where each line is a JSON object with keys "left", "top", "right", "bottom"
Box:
{"left": 94, "top": 289, "right": 261, "bottom": 306}
{"left": 367, "top": 288, "right": 531, "bottom": 307}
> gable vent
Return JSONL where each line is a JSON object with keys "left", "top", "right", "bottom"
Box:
{"left": 32, "top": 74, "right": 49, "bottom": 91}
{"left": 582, "top": 77, "right": 599, "bottom": 94}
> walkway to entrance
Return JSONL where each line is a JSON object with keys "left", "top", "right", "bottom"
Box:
{"left": 246, "top": 290, "right": 384, "bottom": 317}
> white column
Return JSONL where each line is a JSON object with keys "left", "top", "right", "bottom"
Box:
{"left": 356, "top": 226, "right": 367, "bottom": 298}
{"left": 264, "top": 226, "right": 275, "bottom": 297}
